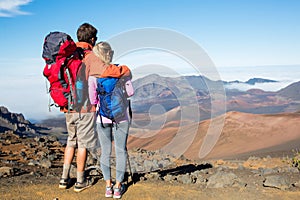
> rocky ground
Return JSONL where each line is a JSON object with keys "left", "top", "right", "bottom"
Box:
{"left": 0, "top": 131, "right": 300, "bottom": 200}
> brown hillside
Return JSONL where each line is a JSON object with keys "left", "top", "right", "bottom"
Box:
{"left": 128, "top": 111, "right": 300, "bottom": 160}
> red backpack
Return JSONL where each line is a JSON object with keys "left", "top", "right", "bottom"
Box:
{"left": 42, "top": 32, "right": 88, "bottom": 112}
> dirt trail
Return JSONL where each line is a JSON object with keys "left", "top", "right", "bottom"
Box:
{"left": 1, "top": 177, "right": 300, "bottom": 200}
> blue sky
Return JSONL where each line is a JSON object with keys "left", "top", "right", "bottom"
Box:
{"left": 1, "top": 0, "right": 300, "bottom": 66}
{"left": 0, "top": 0, "right": 299, "bottom": 121}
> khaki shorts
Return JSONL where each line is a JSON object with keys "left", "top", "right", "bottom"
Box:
{"left": 65, "top": 112, "right": 98, "bottom": 149}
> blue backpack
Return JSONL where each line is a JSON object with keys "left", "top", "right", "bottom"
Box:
{"left": 96, "top": 75, "right": 130, "bottom": 125}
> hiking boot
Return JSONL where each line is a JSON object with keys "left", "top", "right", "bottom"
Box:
{"left": 105, "top": 186, "right": 113, "bottom": 198}
{"left": 113, "top": 184, "right": 125, "bottom": 199}
{"left": 74, "top": 179, "right": 93, "bottom": 192}
{"left": 58, "top": 178, "right": 69, "bottom": 189}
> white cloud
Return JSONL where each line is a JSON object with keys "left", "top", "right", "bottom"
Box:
{"left": 0, "top": 0, "right": 32, "bottom": 17}
{"left": 224, "top": 81, "right": 294, "bottom": 92}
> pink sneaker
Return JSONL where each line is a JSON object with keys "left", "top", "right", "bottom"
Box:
{"left": 113, "top": 184, "right": 125, "bottom": 199}
{"left": 105, "top": 186, "right": 113, "bottom": 198}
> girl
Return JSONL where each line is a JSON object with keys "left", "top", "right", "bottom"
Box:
{"left": 89, "top": 41, "right": 134, "bottom": 199}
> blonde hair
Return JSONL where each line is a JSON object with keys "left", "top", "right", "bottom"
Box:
{"left": 93, "top": 41, "right": 114, "bottom": 65}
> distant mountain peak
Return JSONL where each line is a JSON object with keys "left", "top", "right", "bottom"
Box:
{"left": 0, "top": 106, "right": 42, "bottom": 136}
{"left": 224, "top": 77, "right": 278, "bottom": 85}
{"left": 245, "top": 78, "right": 278, "bottom": 85}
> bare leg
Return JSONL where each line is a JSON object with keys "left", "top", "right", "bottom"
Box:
{"left": 115, "top": 181, "right": 121, "bottom": 188}
{"left": 64, "top": 146, "right": 75, "bottom": 164}
{"left": 76, "top": 147, "right": 87, "bottom": 183}
{"left": 61, "top": 146, "right": 75, "bottom": 179}
{"left": 106, "top": 179, "right": 112, "bottom": 187}
{"left": 76, "top": 147, "right": 87, "bottom": 172}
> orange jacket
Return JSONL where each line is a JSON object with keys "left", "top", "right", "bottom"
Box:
{"left": 101, "top": 64, "right": 132, "bottom": 78}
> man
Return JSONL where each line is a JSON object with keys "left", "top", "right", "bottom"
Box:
{"left": 59, "top": 23, "right": 98, "bottom": 192}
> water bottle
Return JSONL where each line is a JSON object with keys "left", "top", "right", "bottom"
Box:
{"left": 76, "top": 80, "right": 83, "bottom": 104}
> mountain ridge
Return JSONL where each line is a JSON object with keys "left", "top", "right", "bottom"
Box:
{"left": 0, "top": 106, "right": 45, "bottom": 136}
{"left": 131, "top": 74, "right": 300, "bottom": 121}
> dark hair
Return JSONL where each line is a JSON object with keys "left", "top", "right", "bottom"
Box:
{"left": 76, "top": 23, "right": 98, "bottom": 44}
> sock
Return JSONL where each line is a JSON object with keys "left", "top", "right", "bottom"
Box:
{"left": 77, "top": 171, "right": 85, "bottom": 183}
{"left": 62, "top": 164, "right": 71, "bottom": 179}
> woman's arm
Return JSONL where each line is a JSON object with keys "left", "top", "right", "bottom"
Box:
{"left": 88, "top": 76, "right": 98, "bottom": 105}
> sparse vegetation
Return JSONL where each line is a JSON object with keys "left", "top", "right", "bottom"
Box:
{"left": 291, "top": 150, "right": 300, "bottom": 170}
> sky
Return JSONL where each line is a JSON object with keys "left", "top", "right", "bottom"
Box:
{"left": 0, "top": 0, "right": 299, "bottom": 121}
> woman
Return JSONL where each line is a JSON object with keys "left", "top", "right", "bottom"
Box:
{"left": 88, "top": 41, "right": 134, "bottom": 199}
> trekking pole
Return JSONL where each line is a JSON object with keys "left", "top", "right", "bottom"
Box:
{"left": 126, "top": 147, "right": 134, "bottom": 185}
{"left": 126, "top": 101, "right": 134, "bottom": 185}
